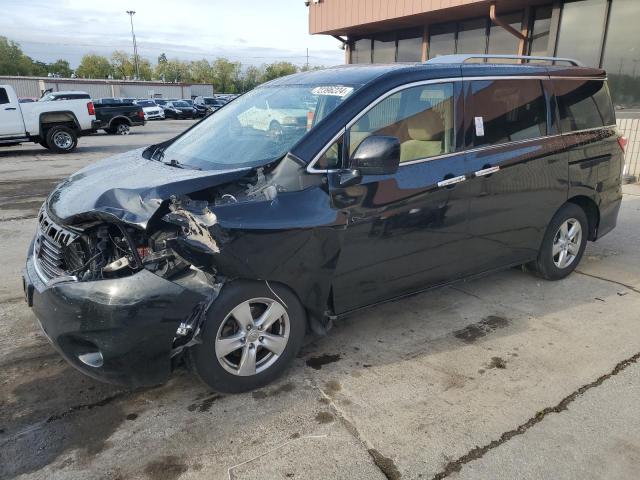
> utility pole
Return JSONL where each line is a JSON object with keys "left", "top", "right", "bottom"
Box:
{"left": 126, "top": 10, "right": 140, "bottom": 80}
{"left": 306, "top": 48, "right": 309, "bottom": 70}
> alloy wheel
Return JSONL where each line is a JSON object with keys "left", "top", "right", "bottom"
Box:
{"left": 552, "top": 218, "right": 582, "bottom": 269}
{"left": 215, "top": 297, "right": 289, "bottom": 376}
{"left": 116, "top": 124, "right": 130, "bottom": 135}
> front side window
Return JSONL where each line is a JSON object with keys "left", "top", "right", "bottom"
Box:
{"left": 160, "top": 84, "right": 359, "bottom": 170}
{"left": 348, "top": 83, "right": 455, "bottom": 164}
{"left": 556, "top": 80, "right": 615, "bottom": 132}
{"left": 469, "top": 79, "right": 547, "bottom": 147}
{"left": 0, "top": 88, "right": 9, "bottom": 104}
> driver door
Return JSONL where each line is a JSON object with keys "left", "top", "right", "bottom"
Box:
{"left": 329, "top": 81, "right": 473, "bottom": 313}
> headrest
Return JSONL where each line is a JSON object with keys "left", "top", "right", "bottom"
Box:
{"left": 407, "top": 109, "right": 445, "bottom": 141}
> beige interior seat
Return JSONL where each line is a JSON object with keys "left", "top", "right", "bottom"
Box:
{"left": 400, "top": 110, "right": 445, "bottom": 163}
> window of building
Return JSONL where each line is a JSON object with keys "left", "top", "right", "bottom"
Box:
{"left": 373, "top": 33, "right": 397, "bottom": 63}
{"left": 601, "top": 0, "right": 640, "bottom": 108}
{"left": 397, "top": 29, "right": 423, "bottom": 62}
{"left": 456, "top": 19, "right": 488, "bottom": 56}
{"left": 556, "top": 0, "right": 608, "bottom": 67}
{"left": 429, "top": 23, "right": 456, "bottom": 59}
{"left": 0, "top": 88, "right": 9, "bottom": 104}
{"left": 352, "top": 38, "right": 372, "bottom": 64}
{"left": 556, "top": 80, "right": 615, "bottom": 132}
{"left": 487, "top": 12, "right": 523, "bottom": 61}
{"left": 469, "top": 79, "right": 547, "bottom": 147}
{"left": 348, "top": 83, "right": 455, "bottom": 164}
{"left": 529, "top": 5, "right": 553, "bottom": 58}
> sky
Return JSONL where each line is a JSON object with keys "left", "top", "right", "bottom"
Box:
{"left": 1, "top": 0, "right": 344, "bottom": 68}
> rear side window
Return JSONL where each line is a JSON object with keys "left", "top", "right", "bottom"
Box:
{"left": 468, "top": 79, "right": 547, "bottom": 148}
{"left": 555, "top": 80, "right": 615, "bottom": 132}
{"left": 0, "top": 88, "right": 9, "bottom": 104}
{"left": 348, "top": 82, "right": 456, "bottom": 164}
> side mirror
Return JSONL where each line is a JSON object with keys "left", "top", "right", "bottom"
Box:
{"left": 351, "top": 135, "right": 401, "bottom": 176}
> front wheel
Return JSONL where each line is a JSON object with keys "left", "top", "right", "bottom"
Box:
{"left": 531, "top": 203, "right": 588, "bottom": 280}
{"left": 45, "top": 125, "right": 78, "bottom": 153}
{"left": 188, "top": 281, "right": 306, "bottom": 393}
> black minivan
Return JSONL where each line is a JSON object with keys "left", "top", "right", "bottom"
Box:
{"left": 23, "top": 55, "right": 624, "bottom": 392}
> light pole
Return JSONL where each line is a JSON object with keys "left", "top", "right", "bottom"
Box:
{"left": 126, "top": 10, "right": 140, "bottom": 80}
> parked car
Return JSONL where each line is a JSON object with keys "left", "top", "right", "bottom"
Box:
{"left": 0, "top": 84, "right": 98, "bottom": 153}
{"left": 134, "top": 100, "right": 165, "bottom": 120}
{"left": 163, "top": 101, "right": 196, "bottom": 119}
{"left": 94, "top": 99, "right": 145, "bottom": 135}
{"left": 39, "top": 90, "right": 91, "bottom": 101}
{"left": 19, "top": 97, "right": 37, "bottom": 103}
{"left": 153, "top": 99, "right": 169, "bottom": 107}
{"left": 193, "top": 96, "right": 226, "bottom": 116}
{"left": 22, "top": 56, "right": 624, "bottom": 393}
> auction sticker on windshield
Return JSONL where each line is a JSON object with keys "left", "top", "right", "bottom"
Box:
{"left": 311, "top": 86, "right": 354, "bottom": 97}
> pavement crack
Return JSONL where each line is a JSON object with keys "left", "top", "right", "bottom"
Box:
{"left": 45, "top": 390, "right": 130, "bottom": 423}
{"left": 430, "top": 351, "right": 640, "bottom": 480}
{"left": 315, "top": 385, "right": 401, "bottom": 479}
{"left": 575, "top": 270, "right": 640, "bottom": 295}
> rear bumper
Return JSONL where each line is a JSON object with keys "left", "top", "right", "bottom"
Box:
{"left": 23, "top": 244, "right": 209, "bottom": 388}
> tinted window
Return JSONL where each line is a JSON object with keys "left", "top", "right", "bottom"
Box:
{"left": 0, "top": 88, "right": 9, "bottom": 104}
{"left": 487, "top": 12, "right": 522, "bottom": 61}
{"left": 349, "top": 83, "right": 455, "bottom": 164}
{"left": 397, "top": 29, "right": 423, "bottom": 62}
{"left": 429, "top": 23, "right": 456, "bottom": 59}
{"left": 601, "top": 0, "right": 640, "bottom": 107}
{"left": 529, "top": 6, "right": 553, "bottom": 58}
{"left": 469, "top": 80, "right": 547, "bottom": 147}
{"left": 556, "top": 0, "right": 607, "bottom": 67}
{"left": 352, "top": 38, "right": 372, "bottom": 64}
{"left": 373, "top": 33, "right": 396, "bottom": 63}
{"left": 556, "top": 80, "right": 615, "bottom": 132}
{"left": 456, "top": 19, "right": 488, "bottom": 56}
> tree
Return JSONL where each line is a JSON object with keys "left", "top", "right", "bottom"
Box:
{"left": 190, "top": 59, "right": 214, "bottom": 84}
{"left": 261, "top": 62, "right": 298, "bottom": 82}
{"left": 76, "top": 54, "right": 112, "bottom": 79}
{"left": 158, "top": 53, "right": 168, "bottom": 65}
{"left": 137, "top": 58, "right": 153, "bottom": 81}
{"left": 48, "top": 59, "right": 73, "bottom": 78}
{"left": 156, "top": 59, "right": 191, "bottom": 83}
{"left": 111, "top": 50, "right": 135, "bottom": 79}
{"left": 0, "top": 36, "right": 36, "bottom": 75}
{"left": 211, "top": 57, "right": 241, "bottom": 93}
{"left": 241, "top": 65, "right": 264, "bottom": 92}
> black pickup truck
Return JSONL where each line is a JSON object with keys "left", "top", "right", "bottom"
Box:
{"left": 93, "top": 98, "right": 145, "bottom": 135}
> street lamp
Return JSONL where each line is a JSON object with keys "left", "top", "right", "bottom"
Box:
{"left": 126, "top": 10, "right": 140, "bottom": 80}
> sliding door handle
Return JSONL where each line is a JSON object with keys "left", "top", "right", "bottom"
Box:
{"left": 437, "top": 175, "right": 466, "bottom": 188}
{"left": 475, "top": 165, "right": 500, "bottom": 177}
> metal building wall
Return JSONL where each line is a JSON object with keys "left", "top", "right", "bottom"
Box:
{"left": 190, "top": 84, "right": 215, "bottom": 97}
{"left": 43, "top": 80, "right": 112, "bottom": 98}
{"left": 118, "top": 84, "right": 186, "bottom": 99}
{"left": 0, "top": 77, "right": 41, "bottom": 97}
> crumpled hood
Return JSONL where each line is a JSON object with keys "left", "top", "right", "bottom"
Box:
{"left": 47, "top": 148, "right": 251, "bottom": 228}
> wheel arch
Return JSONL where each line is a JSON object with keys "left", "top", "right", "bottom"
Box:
{"left": 567, "top": 195, "right": 600, "bottom": 241}
{"left": 108, "top": 115, "right": 132, "bottom": 128}
{"left": 39, "top": 111, "right": 80, "bottom": 137}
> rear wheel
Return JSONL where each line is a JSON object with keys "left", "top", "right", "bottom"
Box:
{"left": 531, "top": 203, "right": 588, "bottom": 280}
{"left": 188, "top": 280, "right": 305, "bottom": 393}
{"left": 46, "top": 125, "right": 77, "bottom": 153}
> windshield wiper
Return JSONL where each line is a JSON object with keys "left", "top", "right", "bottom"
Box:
{"left": 162, "top": 158, "right": 201, "bottom": 170}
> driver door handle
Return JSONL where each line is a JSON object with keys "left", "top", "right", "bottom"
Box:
{"left": 5, "top": 107, "right": 17, "bottom": 111}
{"left": 475, "top": 165, "right": 500, "bottom": 177}
{"left": 437, "top": 175, "right": 466, "bottom": 188}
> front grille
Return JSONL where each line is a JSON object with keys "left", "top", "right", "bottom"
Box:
{"left": 34, "top": 208, "right": 79, "bottom": 282}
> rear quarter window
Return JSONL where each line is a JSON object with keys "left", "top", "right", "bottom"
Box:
{"left": 555, "top": 80, "right": 615, "bottom": 132}
{"left": 468, "top": 79, "right": 547, "bottom": 148}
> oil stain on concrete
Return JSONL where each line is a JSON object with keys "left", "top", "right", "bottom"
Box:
{"left": 453, "top": 315, "right": 510, "bottom": 343}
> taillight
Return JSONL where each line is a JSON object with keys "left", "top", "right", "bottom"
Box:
{"left": 87, "top": 102, "right": 95, "bottom": 116}
{"left": 138, "top": 110, "right": 145, "bottom": 119}
{"left": 618, "top": 136, "right": 628, "bottom": 153}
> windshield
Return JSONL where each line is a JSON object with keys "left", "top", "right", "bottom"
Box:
{"left": 137, "top": 101, "right": 156, "bottom": 107}
{"left": 173, "top": 101, "right": 189, "bottom": 107}
{"left": 155, "top": 100, "right": 167, "bottom": 105}
{"left": 161, "top": 83, "right": 357, "bottom": 170}
{"left": 203, "top": 98, "right": 217, "bottom": 105}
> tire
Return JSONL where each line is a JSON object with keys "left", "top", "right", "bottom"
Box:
{"left": 104, "top": 127, "right": 116, "bottom": 135}
{"left": 45, "top": 125, "right": 77, "bottom": 153}
{"left": 188, "top": 280, "right": 306, "bottom": 393}
{"left": 531, "top": 203, "right": 588, "bottom": 280}
{"left": 113, "top": 123, "right": 131, "bottom": 135}
{"left": 38, "top": 139, "right": 49, "bottom": 149}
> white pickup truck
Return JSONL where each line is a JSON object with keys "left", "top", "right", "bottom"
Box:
{"left": 0, "top": 84, "right": 99, "bottom": 153}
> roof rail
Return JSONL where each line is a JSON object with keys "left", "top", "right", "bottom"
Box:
{"left": 424, "top": 54, "right": 584, "bottom": 67}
